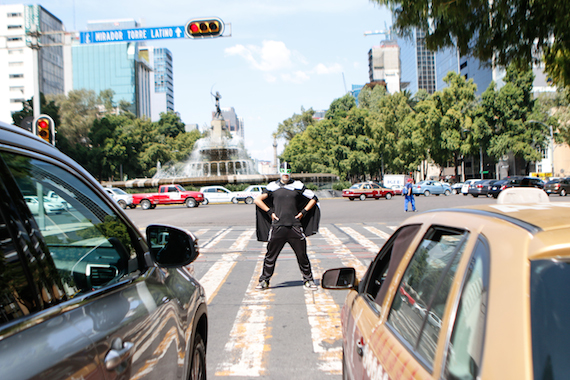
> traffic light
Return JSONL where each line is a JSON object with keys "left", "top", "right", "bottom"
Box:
{"left": 33, "top": 115, "right": 55, "bottom": 145}
{"left": 185, "top": 17, "right": 224, "bottom": 38}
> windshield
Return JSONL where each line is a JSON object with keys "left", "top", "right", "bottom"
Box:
{"left": 530, "top": 259, "right": 570, "bottom": 378}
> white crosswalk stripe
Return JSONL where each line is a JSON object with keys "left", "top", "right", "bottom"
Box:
{"left": 189, "top": 224, "right": 397, "bottom": 378}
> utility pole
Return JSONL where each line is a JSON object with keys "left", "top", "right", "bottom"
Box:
{"left": 29, "top": 24, "right": 42, "bottom": 119}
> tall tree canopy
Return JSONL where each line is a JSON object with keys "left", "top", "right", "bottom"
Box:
{"left": 371, "top": 0, "right": 570, "bottom": 87}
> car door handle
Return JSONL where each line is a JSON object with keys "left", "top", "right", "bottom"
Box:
{"left": 105, "top": 339, "right": 135, "bottom": 370}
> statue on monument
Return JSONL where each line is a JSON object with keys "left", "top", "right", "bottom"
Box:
{"left": 213, "top": 91, "right": 223, "bottom": 120}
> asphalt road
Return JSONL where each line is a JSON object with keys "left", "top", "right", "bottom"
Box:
{"left": 121, "top": 193, "right": 568, "bottom": 379}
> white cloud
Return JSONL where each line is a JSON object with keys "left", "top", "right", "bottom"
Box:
{"left": 314, "top": 63, "right": 343, "bottom": 75}
{"left": 225, "top": 40, "right": 294, "bottom": 72}
{"left": 281, "top": 71, "right": 310, "bottom": 84}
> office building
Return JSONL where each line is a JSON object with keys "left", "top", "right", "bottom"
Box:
{"left": 216, "top": 107, "right": 244, "bottom": 139}
{"left": 397, "top": 29, "right": 436, "bottom": 95}
{"left": 69, "top": 19, "right": 152, "bottom": 118}
{"left": 139, "top": 46, "right": 174, "bottom": 121}
{"left": 368, "top": 41, "right": 400, "bottom": 94}
{"left": 0, "top": 4, "right": 65, "bottom": 123}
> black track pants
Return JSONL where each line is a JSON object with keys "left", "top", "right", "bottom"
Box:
{"left": 259, "top": 225, "right": 314, "bottom": 282}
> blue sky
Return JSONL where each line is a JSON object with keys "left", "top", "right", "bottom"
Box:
{"left": 2, "top": 0, "right": 392, "bottom": 161}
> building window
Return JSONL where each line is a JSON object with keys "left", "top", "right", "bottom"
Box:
{"left": 7, "top": 37, "right": 22, "bottom": 42}
{"left": 9, "top": 74, "right": 24, "bottom": 79}
{"left": 7, "top": 25, "right": 22, "bottom": 29}
{"left": 9, "top": 62, "right": 24, "bottom": 67}
{"left": 10, "top": 98, "right": 25, "bottom": 103}
{"left": 8, "top": 49, "right": 23, "bottom": 54}
{"left": 7, "top": 12, "right": 22, "bottom": 17}
{"left": 460, "top": 61, "right": 467, "bottom": 69}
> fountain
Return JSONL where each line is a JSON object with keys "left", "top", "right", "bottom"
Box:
{"left": 153, "top": 92, "right": 258, "bottom": 179}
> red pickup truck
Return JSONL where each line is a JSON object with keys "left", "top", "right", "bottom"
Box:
{"left": 132, "top": 184, "right": 204, "bottom": 209}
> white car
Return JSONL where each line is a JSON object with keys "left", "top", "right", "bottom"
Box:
{"left": 24, "top": 196, "right": 66, "bottom": 214}
{"left": 104, "top": 187, "right": 134, "bottom": 209}
{"left": 461, "top": 179, "right": 478, "bottom": 196}
{"left": 232, "top": 185, "right": 267, "bottom": 204}
{"left": 199, "top": 186, "right": 238, "bottom": 205}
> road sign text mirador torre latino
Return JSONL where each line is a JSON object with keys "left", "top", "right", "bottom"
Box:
{"left": 79, "top": 18, "right": 225, "bottom": 44}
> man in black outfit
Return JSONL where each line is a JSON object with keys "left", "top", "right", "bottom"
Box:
{"left": 254, "top": 162, "right": 320, "bottom": 290}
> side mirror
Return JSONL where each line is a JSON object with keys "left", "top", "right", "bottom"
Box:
{"left": 146, "top": 225, "right": 199, "bottom": 267}
{"left": 321, "top": 267, "right": 357, "bottom": 289}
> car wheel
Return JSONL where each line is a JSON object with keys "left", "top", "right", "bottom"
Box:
{"left": 359, "top": 194, "right": 366, "bottom": 201}
{"left": 463, "top": 193, "right": 468, "bottom": 196}
{"left": 561, "top": 189, "right": 567, "bottom": 196}
{"left": 348, "top": 197, "right": 354, "bottom": 201}
{"left": 245, "top": 197, "right": 254, "bottom": 204}
{"left": 444, "top": 190, "right": 451, "bottom": 196}
{"left": 185, "top": 197, "right": 197, "bottom": 208}
{"left": 385, "top": 193, "right": 392, "bottom": 200}
{"left": 231, "top": 197, "right": 239, "bottom": 204}
{"left": 150, "top": 204, "right": 156, "bottom": 209}
{"left": 454, "top": 189, "right": 459, "bottom": 194}
{"left": 202, "top": 198, "right": 209, "bottom": 205}
{"left": 141, "top": 199, "right": 151, "bottom": 210}
{"left": 118, "top": 199, "right": 127, "bottom": 209}
{"left": 424, "top": 190, "right": 430, "bottom": 197}
{"left": 472, "top": 194, "right": 478, "bottom": 198}
{"left": 129, "top": 204, "right": 137, "bottom": 209}
{"left": 190, "top": 334, "right": 206, "bottom": 380}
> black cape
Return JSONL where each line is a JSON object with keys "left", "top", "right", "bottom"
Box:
{"left": 255, "top": 197, "right": 321, "bottom": 242}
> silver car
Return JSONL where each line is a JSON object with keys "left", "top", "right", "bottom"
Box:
{"left": 0, "top": 122, "right": 208, "bottom": 380}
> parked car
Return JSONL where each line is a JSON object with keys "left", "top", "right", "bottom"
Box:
{"left": 488, "top": 176, "right": 544, "bottom": 198}
{"left": 451, "top": 182, "right": 464, "bottom": 194}
{"left": 390, "top": 184, "right": 404, "bottom": 195}
{"left": 323, "top": 188, "right": 570, "bottom": 380}
{"left": 104, "top": 187, "right": 134, "bottom": 209}
{"left": 232, "top": 185, "right": 267, "bottom": 204}
{"left": 0, "top": 122, "right": 208, "bottom": 380}
{"left": 544, "top": 177, "right": 570, "bottom": 196}
{"left": 199, "top": 185, "right": 239, "bottom": 204}
{"left": 412, "top": 180, "right": 452, "bottom": 196}
{"left": 24, "top": 195, "right": 66, "bottom": 214}
{"left": 132, "top": 184, "right": 204, "bottom": 209}
{"left": 468, "top": 179, "right": 498, "bottom": 197}
{"left": 461, "top": 179, "right": 479, "bottom": 196}
{"left": 342, "top": 182, "right": 395, "bottom": 201}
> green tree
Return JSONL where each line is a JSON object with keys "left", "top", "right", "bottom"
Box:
{"left": 371, "top": 0, "right": 570, "bottom": 87}
{"left": 11, "top": 93, "right": 60, "bottom": 128}
{"left": 275, "top": 107, "right": 316, "bottom": 142}
{"left": 479, "top": 65, "right": 547, "bottom": 172}
{"left": 53, "top": 89, "right": 100, "bottom": 146}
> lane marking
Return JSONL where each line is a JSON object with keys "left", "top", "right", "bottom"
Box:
{"left": 199, "top": 229, "right": 255, "bottom": 304}
{"left": 215, "top": 259, "right": 273, "bottom": 377}
{"left": 305, "top": 250, "right": 343, "bottom": 374}
{"left": 364, "top": 225, "right": 392, "bottom": 240}
{"left": 338, "top": 226, "right": 379, "bottom": 253}
{"left": 201, "top": 227, "right": 232, "bottom": 249}
{"left": 320, "top": 227, "right": 368, "bottom": 278}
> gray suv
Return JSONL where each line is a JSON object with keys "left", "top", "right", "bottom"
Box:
{"left": 0, "top": 122, "right": 207, "bottom": 380}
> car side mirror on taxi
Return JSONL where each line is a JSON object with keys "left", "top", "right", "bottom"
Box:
{"left": 321, "top": 268, "right": 358, "bottom": 289}
{"left": 146, "top": 225, "right": 199, "bottom": 267}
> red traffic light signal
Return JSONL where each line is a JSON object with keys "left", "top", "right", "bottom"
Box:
{"left": 33, "top": 115, "right": 55, "bottom": 145}
{"left": 185, "top": 17, "right": 224, "bottom": 38}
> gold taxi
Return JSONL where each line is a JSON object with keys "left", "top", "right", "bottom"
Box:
{"left": 323, "top": 188, "right": 570, "bottom": 379}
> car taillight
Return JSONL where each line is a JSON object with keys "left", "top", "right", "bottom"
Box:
{"left": 555, "top": 184, "right": 560, "bottom": 189}
{"left": 500, "top": 185, "right": 507, "bottom": 190}
{"left": 476, "top": 184, "right": 483, "bottom": 188}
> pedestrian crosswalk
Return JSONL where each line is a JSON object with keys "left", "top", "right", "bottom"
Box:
{"left": 159, "top": 223, "right": 398, "bottom": 378}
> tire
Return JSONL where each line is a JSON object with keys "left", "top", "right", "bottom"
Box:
{"left": 231, "top": 197, "right": 239, "bottom": 204}
{"left": 185, "top": 197, "right": 197, "bottom": 208}
{"left": 359, "top": 194, "right": 366, "bottom": 201}
{"left": 472, "top": 194, "right": 478, "bottom": 198}
{"left": 118, "top": 200, "right": 127, "bottom": 209}
{"left": 245, "top": 197, "right": 254, "bottom": 204}
{"left": 202, "top": 198, "right": 209, "bottom": 205}
{"left": 463, "top": 193, "right": 468, "bottom": 196}
{"left": 348, "top": 197, "right": 354, "bottom": 201}
{"left": 190, "top": 334, "right": 206, "bottom": 380}
{"left": 444, "top": 190, "right": 451, "bottom": 196}
{"left": 453, "top": 189, "right": 459, "bottom": 194}
{"left": 129, "top": 204, "right": 137, "bottom": 209}
{"left": 385, "top": 193, "right": 392, "bottom": 200}
{"left": 150, "top": 204, "right": 156, "bottom": 209}
{"left": 141, "top": 199, "right": 152, "bottom": 210}
{"left": 561, "top": 189, "right": 567, "bottom": 196}
{"left": 424, "top": 190, "right": 430, "bottom": 197}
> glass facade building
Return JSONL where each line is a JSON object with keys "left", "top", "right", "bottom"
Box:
{"left": 140, "top": 46, "right": 174, "bottom": 121}
{"left": 397, "top": 29, "right": 436, "bottom": 94}
{"left": 71, "top": 19, "right": 151, "bottom": 118}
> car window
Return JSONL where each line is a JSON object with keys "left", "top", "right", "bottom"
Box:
{"left": 1, "top": 151, "right": 140, "bottom": 301}
{"left": 371, "top": 183, "right": 381, "bottom": 189}
{"left": 349, "top": 184, "right": 360, "bottom": 189}
{"left": 386, "top": 226, "right": 469, "bottom": 369}
{"left": 363, "top": 224, "right": 422, "bottom": 307}
{"left": 444, "top": 237, "right": 489, "bottom": 380}
{"left": 530, "top": 259, "right": 570, "bottom": 379}
{"left": 0, "top": 206, "right": 39, "bottom": 325}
